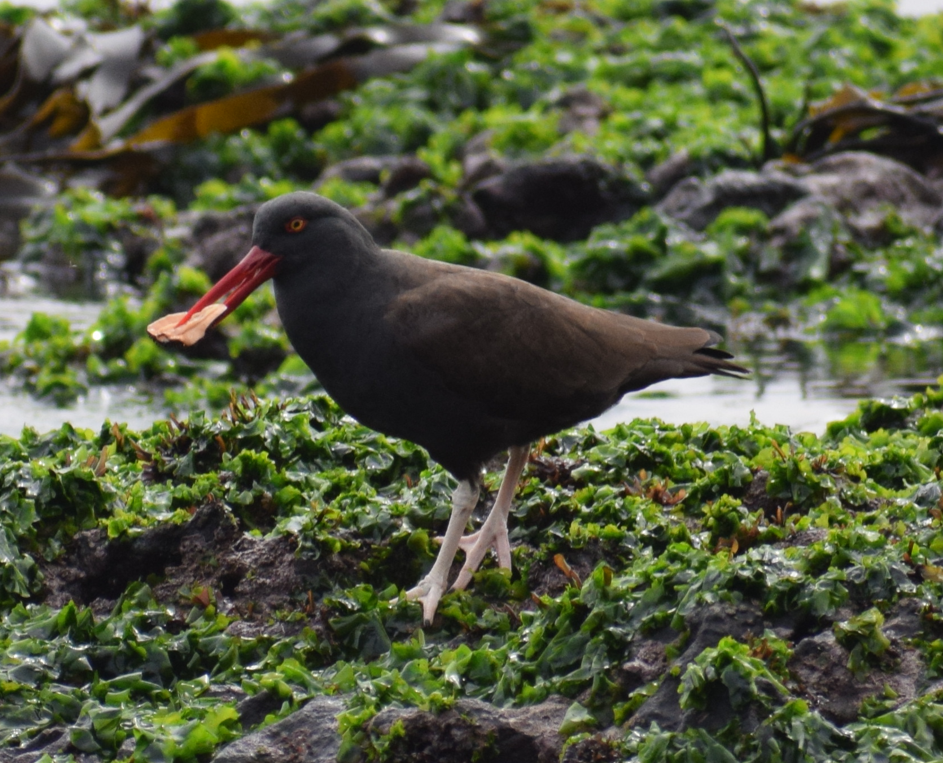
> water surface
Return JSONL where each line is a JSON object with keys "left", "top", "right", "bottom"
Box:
{"left": 1, "top": 295, "right": 939, "bottom": 438}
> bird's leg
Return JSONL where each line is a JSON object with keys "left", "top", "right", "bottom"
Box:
{"left": 402, "top": 477, "right": 480, "bottom": 623}
{"left": 451, "top": 443, "right": 530, "bottom": 591}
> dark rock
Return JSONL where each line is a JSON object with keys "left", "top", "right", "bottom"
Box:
{"left": 318, "top": 155, "right": 406, "bottom": 186}
{"left": 368, "top": 696, "right": 569, "bottom": 763}
{"left": 658, "top": 168, "right": 809, "bottom": 230}
{"left": 237, "top": 690, "right": 290, "bottom": 730}
{"left": 18, "top": 199, "right": 165, "bottom": 299}
{"left": 0, "top": 216, "right": 20, "bottom": 264}
{"left": 440, "top": 0, "right": 487, "bottom": 24}
{"left": 883, "top": 597, "right": 927, "bottom": 641}
{"left": 646, "top": 148, "right": 694, "bottom": 199}
{"left": 381, "top": 155, "right": 432, "bottom": 197}
{"left": 39, "top": 500, "right": 349, "bottom": 625}
{"left": 804, "top": 151, "right": 943, "bottom": 243}
{"left": 0, "top": 726, "right": 71, "bottom": 763}
{"left": 212, "top": 695, "right": 345, "bottom": 763}
{"left": 789, "top": 617, "right": 925, "bottom": 725}
{"left": 658, "top": 151, "right": 943, "bottom": 248}
{"left": 655, "top": 0, "right": 715, "bottom": 20}
{"left": 463, "top": 151, "right": 508, "bottom": 187}
{"left": 450, "top": 192, "right": 489, "bottom": 238}
{"left": 353, "top": 204, "right": 401, "bottom": 246}
{"left": 0, "top": 165, "right": 54, "bottom": 262}
{"left": 629, "top": 600, "right": 768, "bottom": 731}
{"left": 185, "top": 206, "right": 258, "bottom": 281}
{"left": 562, "top": 735, "right": 622, "bottom": 763}
{"left": 527, "top": 538, "right": 613, "bottom": 598}
{"left": 617, "top": 639, "right": 669, "bottom": 692}
{"left": 113, "top": 224, "right": 161, "bottom": 284}
{"left": 739, "top": 470, "right": 782, "bottom": 520}
{"left": 763, "top": 195, "right": 844, "bottom": 285}
{"left": 460, "top": 131, "right": 507, "bottom": 187}
{"left": 41, "top": 501, "right": 239, "bottom": 610}
{"left": 555, "top": 85, "right": 610, "bottom": 135}
{"left": 472, "top": 158, "right": 648, "bottom": 242}
{"left": 298, "top": 99, "right": 342, "bottom": 132}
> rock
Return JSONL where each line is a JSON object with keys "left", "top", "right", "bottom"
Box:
{"left": 657, "top": 151, "right": 943, "bottom": 247}
{"left": 803, "top": 151, "right": 943, "bottom": 243}
{"left": 235, "top": 691, "right": 285, "bottom": 730}
{"left": 367, "top": 696, "right": 570, "bottom": 763}
{"left": 0, "top": 727, "right": 71, "bottom": 763}
{"left": 562, "top": 735, "right": 623, "bottom": 763}
{"left": 114, "top": 223, "right": 161, "bottom": 284}
{"left": 297, "top": 99, "right": 343, "bottom": 133}
{"left": 472, "top": 158, "right": 648, "bottom": 242}
{"left": 883, "top": 597, "right": 926, "bottom": 641}
{"left": 212, "top": 695, "right": 345, "bottom": 763}
{"left": 762, "top": 195, "right": 844, "bottom": 287}
{"left": 450, "top": 192, "right": 489, "bottom": 238}
{"left": 184, "top": 206, "right": 258, "bottom": 282}
{"left": 0, "top": 164, "right": 55, "bottom": 262}
{"left": 617, "top": 638, "right": 670, "bottom": 692}
{"left": 788, "top": 631, "right": 872, "bottom": 724}
{"left": 0, "top": 216, "right": 22, "bottom": 264}
{"left": 555, "top": 85, "right": 610, "bottom": 135}
{"left": 39, "top": 500, "right": 349, "bottom": 627}
{"left": 439, "top": 0, "right": 487, "bottom": 24}
{"left": 318, "top": 154, "right": 431, "bottom": 195}
{"left": 460, "top": 131, "right": 507, "bottom": 187}
{"left": 658, "top": 168, "right": 809, "bottom": 230}
{"left": 317, "top": 155, "right": 403, "bottom": 186}
{"left": 380, "top": 155, "right": 432, "bottom": 197}
{"left": 788, "top": 606, "right": 926, "bottom": 725}
{"left": 646, "top": 148, "right": 694, "bottom": 199}
{"left": 463, "top": 151, "right": 507, "bottom": 187}
{"left": 629, "top": 600, "right": 771, "bottom": 732}
{"left": 41, "top": 501, "right": 240, "bottom": 611}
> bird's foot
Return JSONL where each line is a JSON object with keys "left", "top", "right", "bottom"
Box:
{"left": 450, "top": 513, "right": 512, "bottom": 591}
{"left": 402, "top": 573, "right": 449, "bottom": 624}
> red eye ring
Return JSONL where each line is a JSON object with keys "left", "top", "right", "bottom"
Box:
{"left": 285, "top": 217, "right": 307, "bottom": 233}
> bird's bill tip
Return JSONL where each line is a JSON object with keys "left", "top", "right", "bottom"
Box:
{"left": 146, "top": 246, "right": 281, "bottom": 346}
{"left": 147, "top": 304, "right": 227, "bottom": 346}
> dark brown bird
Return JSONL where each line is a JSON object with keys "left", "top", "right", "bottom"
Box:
{"left": 150, "top": 192, "right": 748, "bottom": 622}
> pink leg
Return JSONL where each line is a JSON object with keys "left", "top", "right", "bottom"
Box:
{"left": 402, "top": 478, "right": 479, "bottom": 623}
{"left": 451, "top": 444, "right": 530, "bottom": 591}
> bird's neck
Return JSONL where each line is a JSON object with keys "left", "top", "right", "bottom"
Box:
{"left": 272, "top": 238, "right": 389, "bottom": 374}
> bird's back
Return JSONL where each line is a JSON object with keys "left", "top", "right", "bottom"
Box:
{"left": 369, "top": 251, "right": 745, "bottom": 475}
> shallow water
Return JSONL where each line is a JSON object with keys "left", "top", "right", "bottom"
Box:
{"left": 596, "top": 337, "right": 943, "bottom": 433}
{"left": 593, "top": 374, "right": 863, "bottom": 434}
{"left": 0, "top": 294, "right": 939, "bottom": 438}
{"left": 0, "top": 296, "right": 158, "bottom": 436}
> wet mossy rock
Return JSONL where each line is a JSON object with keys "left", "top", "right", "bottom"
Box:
{"left": 0, "top": 388, "right": 942, "bottom": 760}
{"left": 470, "top": 158, "right": 649, "bottom": 242}
{"left": 366, "top": 697, "right": 570, "bottom": 763}
{"left": 212, "top": 695, "right": 345, "bottom": 763}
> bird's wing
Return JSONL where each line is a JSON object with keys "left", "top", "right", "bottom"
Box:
{"left": 383, "top": 260, "right": 716, "bottom": 423}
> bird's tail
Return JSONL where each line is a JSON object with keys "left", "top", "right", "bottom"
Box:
{"left": 693, "top": 333, "right": 750, "bottom": 379}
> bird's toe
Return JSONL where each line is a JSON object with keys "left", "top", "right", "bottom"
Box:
{"left": 403, "top": 576, "right": 447, "bottom": 623}
{"left": 451, "top": 522, "right": 513, "bottom": 591}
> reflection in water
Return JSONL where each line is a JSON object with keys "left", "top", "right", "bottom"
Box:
{"left": 0, "top": 296, "right": 941, "bottom": 437}
{"left": 594, "top": 336, "right": 943, "bottom": 434}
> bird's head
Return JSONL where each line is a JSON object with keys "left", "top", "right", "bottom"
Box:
{"left": 147, "top": 192, "right": 375, "bottom": 345}
{"left": 251, "top": 191, "right": 374, "bottom": 266}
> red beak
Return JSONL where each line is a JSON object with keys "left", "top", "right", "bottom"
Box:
{"left": 177, "top": 246, "right": 282, "bottom": 328}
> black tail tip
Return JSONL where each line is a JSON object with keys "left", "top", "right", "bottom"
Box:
{"left": 697, "top": 345, "right": 751, "bottom": 377}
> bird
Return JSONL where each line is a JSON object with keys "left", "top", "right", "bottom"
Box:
{"left": 149, "top": 191, "right": 748, "bottom": 623}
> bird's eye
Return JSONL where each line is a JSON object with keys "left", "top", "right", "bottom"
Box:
{"left": 285, "top": 216, "right": 307, "bottom": 233}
